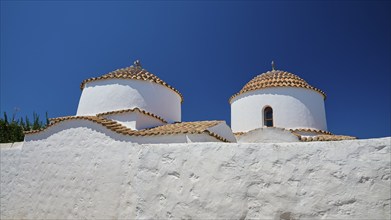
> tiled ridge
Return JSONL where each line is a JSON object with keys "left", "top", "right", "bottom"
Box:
{"left": 299, "top": 135, "right": 356, "bottom": 142}
{"left": 289, "top": 128, "right": 333, "bottom": 135}
{"left": 96, "top": 108, "right": 167, "bottom": 123}
{"left": 233, "top": 132, "right": 246, "bottom": 136}
{"left": 24, "top": 116, "right": 229, "bottom": 142}
{"left": 232, "top": 127, "right": 355, "bottom": 142}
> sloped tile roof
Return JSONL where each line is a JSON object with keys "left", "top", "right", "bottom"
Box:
{"left": 234, "top": 128, "right": 332, "bottom": 137}
{"left": 299, "top": 135, "right": 356, "bottom": 142}
{"left": 233, "top": 132, "right": 246, "bottom": 136}
{"left": 80, "top": 66, "right": 184, "bottom": 103}
{"left": 229, "top": 70, "right": 326, "bottom": 103}
{"left": 232, "top": 127, "right": 355, "bottom": 142}
{"left": 25, "top": 116, "right": 229, "bottom": 142}
{"left": 289, "top": 128, "right": 356, "bottom": 141}
{"left": 289, "top": 128, "right": 333, "bottom": 135}
{"left": 96, "top": 108, "right": 167, "bottom": 123}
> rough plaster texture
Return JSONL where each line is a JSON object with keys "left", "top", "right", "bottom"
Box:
{"left": 1, "top": 135, "right": 390, "bottom": 219}
{"left": 231, "top": 87, "right": 327, "bottom": 133}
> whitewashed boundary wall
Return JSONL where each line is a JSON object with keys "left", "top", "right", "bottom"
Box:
{"left": 1, "top": 137, "right": 390, "bottom": 219}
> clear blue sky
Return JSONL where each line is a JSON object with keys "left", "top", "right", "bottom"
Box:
{"left": 1, "top": 1, "right": 390, "bottom": 139}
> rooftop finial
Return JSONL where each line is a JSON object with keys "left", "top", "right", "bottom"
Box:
{"left": 271, "top": 60, "right": 275, "bottom": 71}
{"left": 133, "top": 59, "right": 142, "bottom": 69}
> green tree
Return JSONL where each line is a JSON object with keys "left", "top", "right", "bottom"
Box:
{"left": 0, "top": 111, "right": 49, "bottom": 143}
{"left": 32, "top": 112, "right": 42, "bottom": 130}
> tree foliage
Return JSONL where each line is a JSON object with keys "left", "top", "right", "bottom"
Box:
{"left": 0, "top": 112, "right": 49, "bottom": 143}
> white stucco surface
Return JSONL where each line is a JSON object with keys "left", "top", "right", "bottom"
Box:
{"left": 237, "top": 127, "right": 300, "bottom": 143}
{"left": 103, "top": 111, "right": 166, "bottom": 130}
{"left": 207, "top": 121, "right": 237, "bottom": 143}
{"left": 76, "top": 79, "right": 181, "bottom": 123}
{"left": 1, "top": 133, "right": 390, "bottom": 219}
{"left": 23, "top": 120, "right": 225, "bottom": 144}
{"left": 231, "top": 87, "right": 327, "bottom": 133}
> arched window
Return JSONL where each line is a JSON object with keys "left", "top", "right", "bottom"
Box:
{"left": 264, "top": 106, "right": 273, "bottom": 127}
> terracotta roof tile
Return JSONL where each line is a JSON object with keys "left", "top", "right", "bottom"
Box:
{"left": 96, "top": 108, "right": 167, "bottom": 123}
{"left": 289, "top": 128, "right": 333, "bottom": 135}
{"left": 299, "top": 135, "right": 356, "bottom": 142}
{"left": 290, "top": 128, "right": 355, "bottom": 142}
{"left": 229, "top": 70, "right": 326, "bottom": 103}
{"left": 80, "top": 66, "right": 184, "bottom": 103}
{"left": 232, "top": 127, "right": 355, "bottom": 142}
{"left": 233, "top": 132, "right": 246, "bottom": 136}
{"left": 25, "top": 116, "right": 229, "bottom": 142}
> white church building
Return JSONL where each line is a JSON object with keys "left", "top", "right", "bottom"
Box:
{"left": 25, "top": 60, "right": 354, "bottom": 143}
{"left": 229, "top": 62, "right": 350, "bottom": 142}
{"left": 4, "top": 61, "right": 388, "bottom": 220}
{"left": 230, "top": 62, "right": 327, "bottom": 132}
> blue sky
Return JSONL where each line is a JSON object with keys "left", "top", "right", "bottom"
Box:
{"left": 1, "top": 1, "right": 390, "bottom": 139}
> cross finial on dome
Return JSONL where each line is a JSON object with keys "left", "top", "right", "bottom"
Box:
{"left": 271, "top": 60, "right": 275, "bottom": 71}
{"left": 133, "top": 60, "right": 142, "bottom": 69}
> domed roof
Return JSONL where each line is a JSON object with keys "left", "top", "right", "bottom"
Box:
{"left": 80, "top": 61, "right": 184, "bottom": 103}
{"left": 229, "top": 69, "right": 326, "bottom": 103}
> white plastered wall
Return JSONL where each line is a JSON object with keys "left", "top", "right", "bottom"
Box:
{"left": 76, "top": 79, "right": 181, "bottom": 123}
{"left": 207, "top": 122, "right": 237, "bottom": 143}
{"left": 2, "top": 135, "right": 390, "bottom": 219}
{"left": 103, "top": 111, "right": 166, "bottom": 130}
{"left": 236, "top": 127, "right": 300, "bottom": 143}
{"left": 24, "top": 120, "right": 224, "bottom": 145}
{"left": 231, "top": 87, "right": 327, "bottom": 133}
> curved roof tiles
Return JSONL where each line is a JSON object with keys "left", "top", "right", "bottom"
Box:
{"left": 229, "top": 70, "right": 326, "bottom": 103}
{"left": 80, "top": 65, "right": 184, "bottom": 103}
{"left": 96, "top": 108, "right": 167, "bottom": 123}
{"left": 233, "top": 127, "right": 355, "bottom": 142}
{"left": 25, "top": 116, "right": 229, "bottom": 142}
{"left": 298, "top": 135, "right": 356, "bottom": 142}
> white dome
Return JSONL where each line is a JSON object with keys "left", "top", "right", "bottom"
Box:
{"left": 230, "top": 69, "right": 327, "bottom": 133}
{"left": 76, "top": 64, "right": 182, "bottom": 123}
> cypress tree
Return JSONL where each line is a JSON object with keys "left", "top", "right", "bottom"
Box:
{"left": 45, "top": 111, "right": 50, "bottom": 126}
{"left": 25, "top": 116, "right": 31, "bottom": 131}
{"left": 0, "top": 113, "right": 8, "bottom": 142}
{"left": 32, "top": 112, "right": 41, "bottom": 130}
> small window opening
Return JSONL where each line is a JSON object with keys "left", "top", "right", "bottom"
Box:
{"left": 264, "top": 107, "right": 273, "bottom": 127}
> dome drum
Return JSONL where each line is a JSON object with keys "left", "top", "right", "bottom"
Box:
{"left": 76, "top": 79, "right": 181, "bottom": 123}
{"left": 76, "top": 64, "right": 182, "bottom": 124}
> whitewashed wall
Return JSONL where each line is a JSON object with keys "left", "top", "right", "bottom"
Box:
{"left": 23, "top": 120, "right": 223, "bottom": 144}
{"left": 1, "top": 133, "right": 390, "bottom": 219}
{"left": 231, "top": 87, "right": 327, "bottom": 133}
{"left": 76, "top": 79, "right": 181, "bottom": 123}
{"left": 207, "top": 122, "right": 237, "bottom": 143}
{"left": 103, "top": 111, "right": 166, "bottom": 130}
{"left": 237, "top": 127, "right": 300, "bottom": 143}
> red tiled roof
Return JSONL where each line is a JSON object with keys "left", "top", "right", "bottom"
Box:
{"left": 299, "top": 135, "right": 356, "bottom": 142}
{"left": 233, "top": 127, "right": 355, "bottom": 142}
{"left": 230, "top": 70, "right": 326, "bottom": 103}
{"left": 80, "top": 66, "right": 184, "bottom": 103}
{"left": 289, "top": 128, "right": 333, "bottom": 135}
{"left": 25, "top": 116, "right": 229, "bottom": 142}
